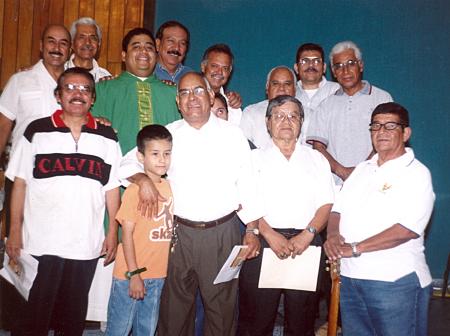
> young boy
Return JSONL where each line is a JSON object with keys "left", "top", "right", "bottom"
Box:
{"left": 106, "top": 124, "right": 174, "bottom": 336}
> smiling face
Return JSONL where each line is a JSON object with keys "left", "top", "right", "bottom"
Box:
{"left": 122, "top": 34, "right": 157, "bottom": 77}
{"left": 156, "top": 25, "right": 188, "bottom": 72}
{"left": 176, "top": 73, "right": 215, "bottom": 129}
{"left": 56, "top": 73, "right": 94, "bottom": 118}
{"left": 201, "top": 51, "right": 232, "bottom": 92}
{"left": 331, "top": 48, "right": 364, "bottom": 96}
{"left": 294, "top": 49, "right": 325, "bottom": 88}
{"left": 370, "top": 113, "right": 411, "bottom": 163}
{"left": 41, "top": 25, "right": 71, "bottom": 69}
{"left": 72, "top": 24, "right": 100, "bottom": 62}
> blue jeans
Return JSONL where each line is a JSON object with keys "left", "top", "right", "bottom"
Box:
{"left": 105, "top": 277, "right": 165, "bottom": 336}
{"left": 340, "top": 272, "right": 431, "bottom": 336}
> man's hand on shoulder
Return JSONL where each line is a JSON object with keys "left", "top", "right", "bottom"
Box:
{"left": 94, "top": 117, "right": 112, "bottom": 127}
{"left": 134, "top": 173, "right": 167, "bottom": 219}
{"left": 226, "top": 91, "right": 242, "bottom": 109}
{"left": 98, "top": 74, "right": 117, "bottom": 82}
{"left": 159, "top": 79, "right": 176, "bottom": 86}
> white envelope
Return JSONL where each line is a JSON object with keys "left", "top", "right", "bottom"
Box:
{"left": 0, "top": 250, "right": 39, "bottom": 301}
{"left": 213, "top": 245, "right": 248, "bottom": 285}
{"left": 258, "top": 246, "right": 321, "bottom": 291}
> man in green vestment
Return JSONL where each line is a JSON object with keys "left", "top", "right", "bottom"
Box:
{"left": 92, "top": 28, "right": 180, "bottom": 154}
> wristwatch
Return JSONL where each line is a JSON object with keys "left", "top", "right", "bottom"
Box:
{"left": 245, "top": 228, "right": 259, "bottom": 236}
{"left": 350, "top": 242, "right": 361, "bottom": 258}
{"left": 125, "top": 267, "right": 147, "bottom": 279}
{"left": 305, "top": 226, "right": 317, "bottom": 235}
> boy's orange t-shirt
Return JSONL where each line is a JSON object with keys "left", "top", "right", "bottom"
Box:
{"left": 113, "top": 180, "right": 174, "bottom": 280}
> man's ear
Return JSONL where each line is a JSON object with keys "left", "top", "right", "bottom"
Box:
{"left": 121, "top": 51, "right": 127, "bottom": 63}
{"left": 293, "top": 63, "right": 299, "bottom": 75}
{"left": 207, "top": 88, "right": 215, "bottom": 106}
{"left": 200, "top": 61, "right": 206, "bottom": 74}
{"left": 136, "top": 150, "right": 145, "bottom": 164}
{"left": 322, "top": 63, "right": 327, "bottom": 75}
{"left": 55, "top": 90, "right": 61, "bottom": 104}
{"left": 175, "top": 94, "right": 180, "bottom": 110}
{"left": 156, "top": 38, "right": 161, "bottom": 52}
{"left": 359, "top": 60, "right": 364, "bottom": 73}
{"left": 403, "top": 127, "right": 412, "bottom": 143}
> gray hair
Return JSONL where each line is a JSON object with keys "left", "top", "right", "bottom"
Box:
{"left": 265, "top": 65, "right": 296, "bottom": 88}
{"left": 177, "top": 72, "right": 213, "bottom": 92}
{"left": 70, "top": 17, "right": 102, "bottom": 44}
{"left": 266, "top": 95, "right": 304, "bottom": 119}
{"left": 329, "top": 40, "right": 362, "bottom": 64}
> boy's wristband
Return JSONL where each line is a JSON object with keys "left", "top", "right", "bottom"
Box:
{"left": 125, "top": 267, "right": 147, "bottom": 279}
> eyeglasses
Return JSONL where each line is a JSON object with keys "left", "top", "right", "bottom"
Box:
{"left": 332, "top": 59, "right": 359, "bottom": 71}
{"left": 63, "top": 83, "right": 92, "bottom": 94}
{"left": 369, "top": 122, "right": 406, "bottom": 131}
{"left": 299, "top": 57, "right": 323, "bottom": 66}
{"left": 271, "top": 112, "right": 302, "bottom": 124}
{"left": 178, "top": 86, "right": 207, "bottom": 98}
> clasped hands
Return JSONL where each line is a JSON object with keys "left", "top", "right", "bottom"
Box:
{"left": 266, "top": 230, "right": 314, "bottom": 260}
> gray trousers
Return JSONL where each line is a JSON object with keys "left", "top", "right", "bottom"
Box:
{"left": 158, "top": 214, "right": 242, "bottom": 336}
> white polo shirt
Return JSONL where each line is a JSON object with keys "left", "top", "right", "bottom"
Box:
{"left": 253, "top": 143, "right": 334, "bottom": 229}
{"left": 333, "top": 148, "right": 435, "bottom": 287}
{"left": 65, "top": 54, "right": 111, "bottom": 82}
{"left": 0, "top": 60, "right": 60, "bottom": 158}
{"left": 6, "top": 110, "right": 122, "bottom": 260}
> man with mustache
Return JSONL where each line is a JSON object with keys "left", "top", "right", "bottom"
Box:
{"left": 92, "top": 27, "right": 180, "bottom": 156}
{"left": 5, "top": 67, "right": 121, "bottom": 335}
{"left": 155, "top": 20, "right": 192, "bottom": 84}
{"left": 0, "top": 24, "right": 71, "bottom": 160}
{"left": 201, "top": 44, "right": 243, "bottom": 125}
{"left": 66, "top": 17, "right": 111, "bottom": 82}
{"left": 240, "top": 66, "right": 297, "bottom": 149}
{"left": 294, "top": 43, "right": 340, "bottom": 142}
{"left": 307, "top": 41, "right": 393, "bottom": 186}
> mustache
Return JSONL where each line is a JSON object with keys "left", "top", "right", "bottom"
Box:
{"left": 211, "top": 74, "right": 225, "bottom": 80}
{"left": 49, "top": 51, "right": 64, "bottom": 57}
{"left": 305, "top": 67, "right": 318, "bottom": 73}
{"left": 80, "top": 45, "right": 95, "bottom": 51}
{"left": 69, "top": 98, "right": 87, "bottom": 104}
{"left": 167, "top": 50, "right": 181, "bottom": 56}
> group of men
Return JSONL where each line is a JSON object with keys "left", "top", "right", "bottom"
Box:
{"left": 0, "top": 16, "right": 434, "bottom": 336}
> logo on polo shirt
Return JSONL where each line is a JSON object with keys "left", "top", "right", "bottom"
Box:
{"left": 33, "top": 153, "right": 112, "bottom": 185}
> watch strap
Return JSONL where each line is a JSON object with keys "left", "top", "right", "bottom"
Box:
{"left": 125, "top": 266, "right": 147, "bottom": 279}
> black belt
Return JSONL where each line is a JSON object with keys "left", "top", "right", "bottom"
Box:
{"left": 174, "top": 211, "right": 236, "bottom": 229}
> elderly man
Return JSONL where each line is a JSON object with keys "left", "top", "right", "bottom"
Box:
{"left": 0, "top": 24, "right": 70, "bottom": 158}
{"left": 307, "top": 41, "right": 393, "bottom": 185}
{"left": 324, "top": 102, "right": 434, "bottom": 336}
{"left": 119, "top": 72, "right": 263, "bottom": 335}
{"left": 92, "top": 27, "right": 180, "bottom": 155}
{"left": 201, "top": 44, "right": 243, "bottom": 125}
{"left": 155, "top": 20, "right": 192, "bottom": 84}
{"left": 238, "top": 95, "right": 334, "bottom": 335}
{"left": 294, "top": 43, "right": 339, "bottom": 137}
{"left": 240, "top": 66, "right": 296, "bottom": 148}
{"left": 66, "top": 17, "right": 111, "bottom": 81}
{"left": 5, "top": 67, "right": 121, "bottom": 335}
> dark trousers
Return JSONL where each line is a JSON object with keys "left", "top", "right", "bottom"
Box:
{"left": 238, "top": 229, "right": 323, "bottom": 336}
{"left": 12, "top": 255, "right": 97, "bottom": 336}
{"left": 158, "top": 214, "right": 241, "bottom": 336}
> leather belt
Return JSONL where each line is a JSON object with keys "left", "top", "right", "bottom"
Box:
{"left": 174, "top": 211, "right": 236, "bottom": 229}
